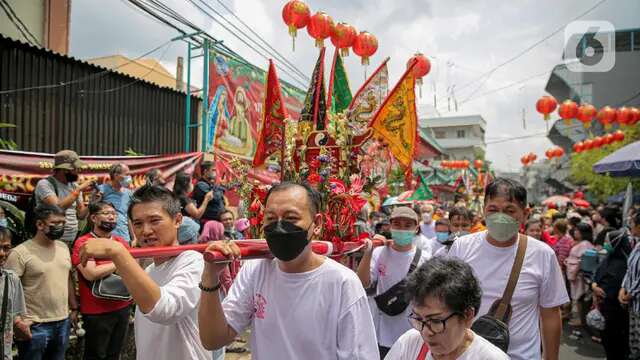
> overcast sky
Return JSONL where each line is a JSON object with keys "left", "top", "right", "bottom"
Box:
{"left": 69, "top": 0, "right": 640, "bottom": 172}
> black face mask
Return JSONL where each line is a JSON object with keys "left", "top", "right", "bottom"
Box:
{"left": 264, "top": 220, "right": 310, "bottom": 262}
{"left": 65, "top": 172, "right": 79, "bottom": 182}
{"left": 98, "top": 221, "right": 117, "bottom": 233}
{"left": 45, "top": 224, "right": 65, "bottom": 240}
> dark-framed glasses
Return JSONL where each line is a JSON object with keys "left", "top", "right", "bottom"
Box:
{"left": 408, "top": 312, "right": 460, "bottom": 334}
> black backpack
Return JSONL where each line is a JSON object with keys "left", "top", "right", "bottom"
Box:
{"left": 24, "top": 176, "right": 58, "bottom": 236}
{"left": 369, "top": 247, "right": 422, "bottom": 316}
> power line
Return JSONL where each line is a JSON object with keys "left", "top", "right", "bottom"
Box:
{"left": 0, "top": 0, "right": 40, "bottom": 46}
{"left": 208, "top": 0, "right": 309, "bottom": 82}
{"left": 185, "top": 0, "right": 310, "bottom": 88}
{"left": 453, "top": 0, "right": 607, "bottom": 94}
{"left": 0, "top": 39, "right": 173, "bottom": 94}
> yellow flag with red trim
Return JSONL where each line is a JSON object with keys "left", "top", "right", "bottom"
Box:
{"left": 368, "top": 61, "right": 418, "bottom": 168}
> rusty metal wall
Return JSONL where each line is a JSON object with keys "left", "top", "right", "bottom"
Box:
{"left": 0, "top": 35, "right": 200, "bottom": 155}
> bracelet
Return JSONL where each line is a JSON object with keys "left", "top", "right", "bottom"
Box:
{"left": 199, "top": 281, "right": 221, "bottom": 293}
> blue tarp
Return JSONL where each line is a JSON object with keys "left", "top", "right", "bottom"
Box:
{"left": 592, "top": 140, "right": 640, "bottom": 177}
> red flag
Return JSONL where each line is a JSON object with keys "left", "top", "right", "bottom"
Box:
{"left": 253, "top": 60, "right": 289, "bottom": 168}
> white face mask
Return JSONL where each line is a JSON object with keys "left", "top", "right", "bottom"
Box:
{"left": 422, "top": 213, "right": 432, "bottom": 223}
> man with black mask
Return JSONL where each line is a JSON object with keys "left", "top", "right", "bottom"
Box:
{"left": 35, "top": 150, "right": 94, "bottom": 245}
{"left": 71, "top": 201, "right": 132, "bottom": 360}
{"left": 193, "top": 161, "right": 226, "bottom": 224}
{"left": 198, "top": 182, "right": 379, "bottom": 359}
{"left": 6, "top": 204, "right": 78, "bottom": 359}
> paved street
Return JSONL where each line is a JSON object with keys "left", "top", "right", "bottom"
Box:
{"left": 560, "top": 323, "right": 606, "bottom": 360}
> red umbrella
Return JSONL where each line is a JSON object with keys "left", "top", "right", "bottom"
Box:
{"left": 572, "top": 198, "right": 590, "bottom": 208}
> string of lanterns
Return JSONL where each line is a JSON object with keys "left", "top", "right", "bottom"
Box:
{"left": 520, "top": 153, "right": 537, "bottom": 167}
{"left": 535, "top": 96, "right": 640, "bottom": 129}
{"left": 545, "top": 147, "right": 565, "bottom": 160}
{"left": 573, "top": 130, "right": 625, "bottom": 153}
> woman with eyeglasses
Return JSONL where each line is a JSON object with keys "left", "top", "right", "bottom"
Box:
{"left": 385, "top": 257, "right": 508, "bottom": 360}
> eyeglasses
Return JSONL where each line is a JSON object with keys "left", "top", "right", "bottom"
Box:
{"left": 408, "top": 312, "right": 460, "bottom": 334}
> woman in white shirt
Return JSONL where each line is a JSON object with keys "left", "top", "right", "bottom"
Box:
{"left": 385, "top": 257, "right": 509, "bottom": 360}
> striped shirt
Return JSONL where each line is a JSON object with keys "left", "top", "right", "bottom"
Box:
{"left": 553, "top": 235, "right": 574, "bottom": 271}
{"left": 623, "top": 232, "right": 640, "bottom": 314}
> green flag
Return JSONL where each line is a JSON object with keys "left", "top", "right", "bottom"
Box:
{"left": 408, "top": 175, "right": 433, "bottom": 200}
{"left": 328, "top": 49, "right": 352, "bottom": 114}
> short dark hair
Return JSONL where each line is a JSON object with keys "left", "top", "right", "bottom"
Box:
{"left": 172, "top": 171, "right": 192, "bottom": 197}
{"left": 435, "top": 218, "right": 450, "bottom": 227}
{"left": 573, "top": 222, "right": 594, "bottom": 243}
{"left": 600, "top": 206, "right": 622, "bottom": 229}
{"left": 449, "top": 207, "right": 471, "bottom": 221}
{"left": 264, "top": 181, "right": 321, "bottom": 216}
{"left": 200, "top": 161, "right": 215, "bottom": 173}
{"left": 34, "top": 204, "right": 65, "bottom": 226}
{"left": 109, "top": 163, "right": 127, "bottom": 179}
{"left": 484, "top": 177, "right": 527, "bottom": 209}
{"left": 525, "top": 219, "right": 541, "bottom": 230}
{"left": 144, "top": 168, "right": 161, "bottom": 183}
{"left": 89, "top": 201, "right": 115, "bottom": 216}
{"left": 405, "top": 257, "right": 482, "bottom": 316}
{"left": 128, "top": 185, "right": 181, "bottom": 220}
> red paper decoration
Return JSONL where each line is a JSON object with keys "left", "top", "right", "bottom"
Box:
{"left": 592, "top": 136, "right": 604, "bottom": 148}
{"left": 612, "top": 130, "right": 625, "bottom": 143}
{"left": 474, "top": 160, "right": 484, "bottom": 169}
{"left": 583, "top": 139, "right": 594, "bottom": 150}
{"left": 307, "top": 11, "right": 333, "bottom": 48}
{"left": 603, "top": 134, "right": 614, "bottom": 145}
{"left": 330, "top": 22, "right": 357, "bottom": 56}
{"left": 552, "top": 147, "right": 565, "bottom": 158}
{"left": 573, "top": 142, "right": 584, "bottom": 153}
{"left": 629, "top": 107, "right": 640, "bottom": 125}
{"left": 597, "top": 106, "right": 617, "bottom": 130}
{"left": 577, "top": 103, "right": 597, "bottom": 128}
{"left": 616, "top": 107, "right": 633, "bottom": 127}
{"left": 353, "top": 31, "right": 378, "bottom": 65}
{"left": 558, "top": 100, "right": 578, "bottom": 125}
{"left": 536, "top": 96, "right": 558, "bottom": 121}
{"left": 282, "top": 0, "right": 311, "bottom": 51}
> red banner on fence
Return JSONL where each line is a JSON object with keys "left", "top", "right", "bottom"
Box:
{"left": 0, "top": 150, "right": 204, "bottom": 207}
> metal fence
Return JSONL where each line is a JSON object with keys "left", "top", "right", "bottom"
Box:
{"left": 0, "top": 35, "right": 200, "bottom": 155}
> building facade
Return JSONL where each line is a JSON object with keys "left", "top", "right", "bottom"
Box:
{"left": 419, "top": 114, "right": 487, "bottom": 161}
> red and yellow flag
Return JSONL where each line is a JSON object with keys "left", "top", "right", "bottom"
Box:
{"left": 368, "top": 60, "right": 418, "bottom": 168}
{"left": 253, "top": 60, "right": 289, "bottom": 168}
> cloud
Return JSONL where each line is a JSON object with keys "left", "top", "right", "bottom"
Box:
{"left": 69, "top": 0, "right": 639, "bottom": 171}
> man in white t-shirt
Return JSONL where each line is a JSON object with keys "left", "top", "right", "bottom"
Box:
{"left": 198, "top": 182, "right": 379, "bottom": 360}
{"left": 78, "top": 185, "right": 210, "bottom": 360}
{"left": 447, "top": 177, "right": 568, "bottom": 360}
{"left": 357, "top": 206, "right": 431, "bottom": 358}
{"left": 419, "top": 204, "right": 436, "bottom": 240}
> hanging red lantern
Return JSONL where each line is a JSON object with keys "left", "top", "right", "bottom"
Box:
{"left": 353, "top": 31, "right": 378, "bottom": 66}
{"left": 521, "top": 156, "right": 528, "bottom": 166}
{"left": 552, "top": 147, "right": 565, "bottom": 158}
{"left": 407, "top": 53, "right": 431, "bottom": 97}
{"left": 330, "top": 22, "right": 357, "bottom": 57}
{"left": 545, "top": 150, "right": 553, "bottom": 160}
{"left": 558, "top": 100, "right": 579, "bottom": 126}
{"left": 474, "top": 159, "right": 483, "bottom": 169}
{"left": 592, "top": 136, "right": 604, "bottom": 148}
{"left": 282, "top": 0, "right": 311, "bottom": 51}
{"left": 583, "top": 139, "right": 594, "bottom": 151}
{"left": 612, "top": 130, "right": 625, "bottom": 143}
{"left": 603, "top": 133, "right": 614, "bottom": 145}
{"left": 577, "top": 103, "right": 597, "bottom": 128}
{"left": 463, "top": 160, "right": 470, "bottom": 168}
{"left": 629, "top": 107, "right": 640, "bottom": 125}
{"left": 573, "top": 142, "right": 584, "bottom": 153}
{"left": 616, "top": 107, "right": 633, "bottom": 127}
{"left": 536, "top": 96, "right": 558, "bottom": 121}
{"left": 307, "top": 11, "right": 333, "bottom": 48}
{"left": 597, "top": 106, "right": 617, "bottom": 130}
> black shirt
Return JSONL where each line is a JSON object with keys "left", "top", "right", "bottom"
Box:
{"left": 192, "top": 180, "right": 225, "bottom": 221}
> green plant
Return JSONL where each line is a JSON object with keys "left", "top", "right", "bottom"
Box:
{"left": 124, "top": 147, "right": 145, "bottom": 156}
{"left": 0, "top": 122, "right": 17, "bottom": 150}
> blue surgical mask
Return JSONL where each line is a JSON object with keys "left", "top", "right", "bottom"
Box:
{"left": 0, "top": 218, "right": 7, "bottom": 228}
{"left": 120, "top": 176, "right": 132, "bottom": 188}
{"left": 436, "top": 231, "right": 450, "bottom": 243}
{"left": 391, "top": 230, "right": 415, "bottom": 246}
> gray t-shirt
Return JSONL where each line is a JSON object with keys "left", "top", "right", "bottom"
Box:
{"left": 1, "top": 270, "right": 26, "bottom": 360}
{"left": 34, "top": 177, "right": 81, "bottom": 243}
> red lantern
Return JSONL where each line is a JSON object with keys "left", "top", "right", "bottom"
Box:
{"left": 629, "top": 107, "right": 640, "bottom": 125}
{"left": 407, "top": 53, "right": 431, "bottom": 97}
{"left": 353, "top": 31, "right": 378, "bottom": 66}
{"left": 612, "top": 130, "right": 625, "bottom": 143}
{"left": 463, "top": 160, "right": 470, "bottom": 168}
{"left": 536, "top": 96, "right": 558, "bottom": 121}
{"left": 592, "top": 136, "right": 603, "bottom": 148}
{"left": 597, "top": 106, "right": 617, "bottom": 130}
{"left": 573, "top": 142, "right": 584, "bottom": 153}
{"left": 616, "top": 107, "right": 633, "bottom": 127}
{"left": 521, "top": 156, "right": 528, "bottom": 166}
{"left": 603, "top": 134, "right": 614, "bottom": 145}
{"left": 545, "top": 150, "right": 553, "bottom": 160}
{"left": 583, "top": 139, "right": 594, "bottom": 150}
{"left": 307, "top": 11, "right": 333, "bottom": 48}
{"left": 558, "top": 100, "right": 579, "bottom": 125}
{"left": 552, "top": 147, "right": 565, "bottom": 158}
{"left": 330, "top": 22, "right": 357, "bottom": 57}
{"left": 282, "top": 0, "right": 311, "bottom": 51}
{"left": 474, "top": 160, "right": 483, "bottom": 169}
{"left": 577, "top": 103, "right": 597, "bottom": 128}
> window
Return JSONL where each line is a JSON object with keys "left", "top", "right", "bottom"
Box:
{"left": 456, "top": 130, "right": 465, "bottom": 138}
{"left": 434, "top": 130, "right": 446, "bottom": 139}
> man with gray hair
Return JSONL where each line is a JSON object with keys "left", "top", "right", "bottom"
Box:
{"left": 95, "top": 163, "right": 134, "bottom": 243}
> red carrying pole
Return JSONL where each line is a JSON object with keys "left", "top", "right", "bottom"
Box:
{"left": 127, "top": 239, "right": 384, "bottom": 263}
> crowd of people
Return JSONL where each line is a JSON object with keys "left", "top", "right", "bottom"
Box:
{"left": 0, "top": 148, "right": 638, "bottom": 360}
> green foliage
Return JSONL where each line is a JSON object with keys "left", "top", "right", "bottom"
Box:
{"left": 570, "top": 126, "right": 640, "bottom": 202}
{"left": 0, "top": 122, "right": 18, "bottom": 150}
{"left": 124, "top": 147, "right": 145, "bottom": 156}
